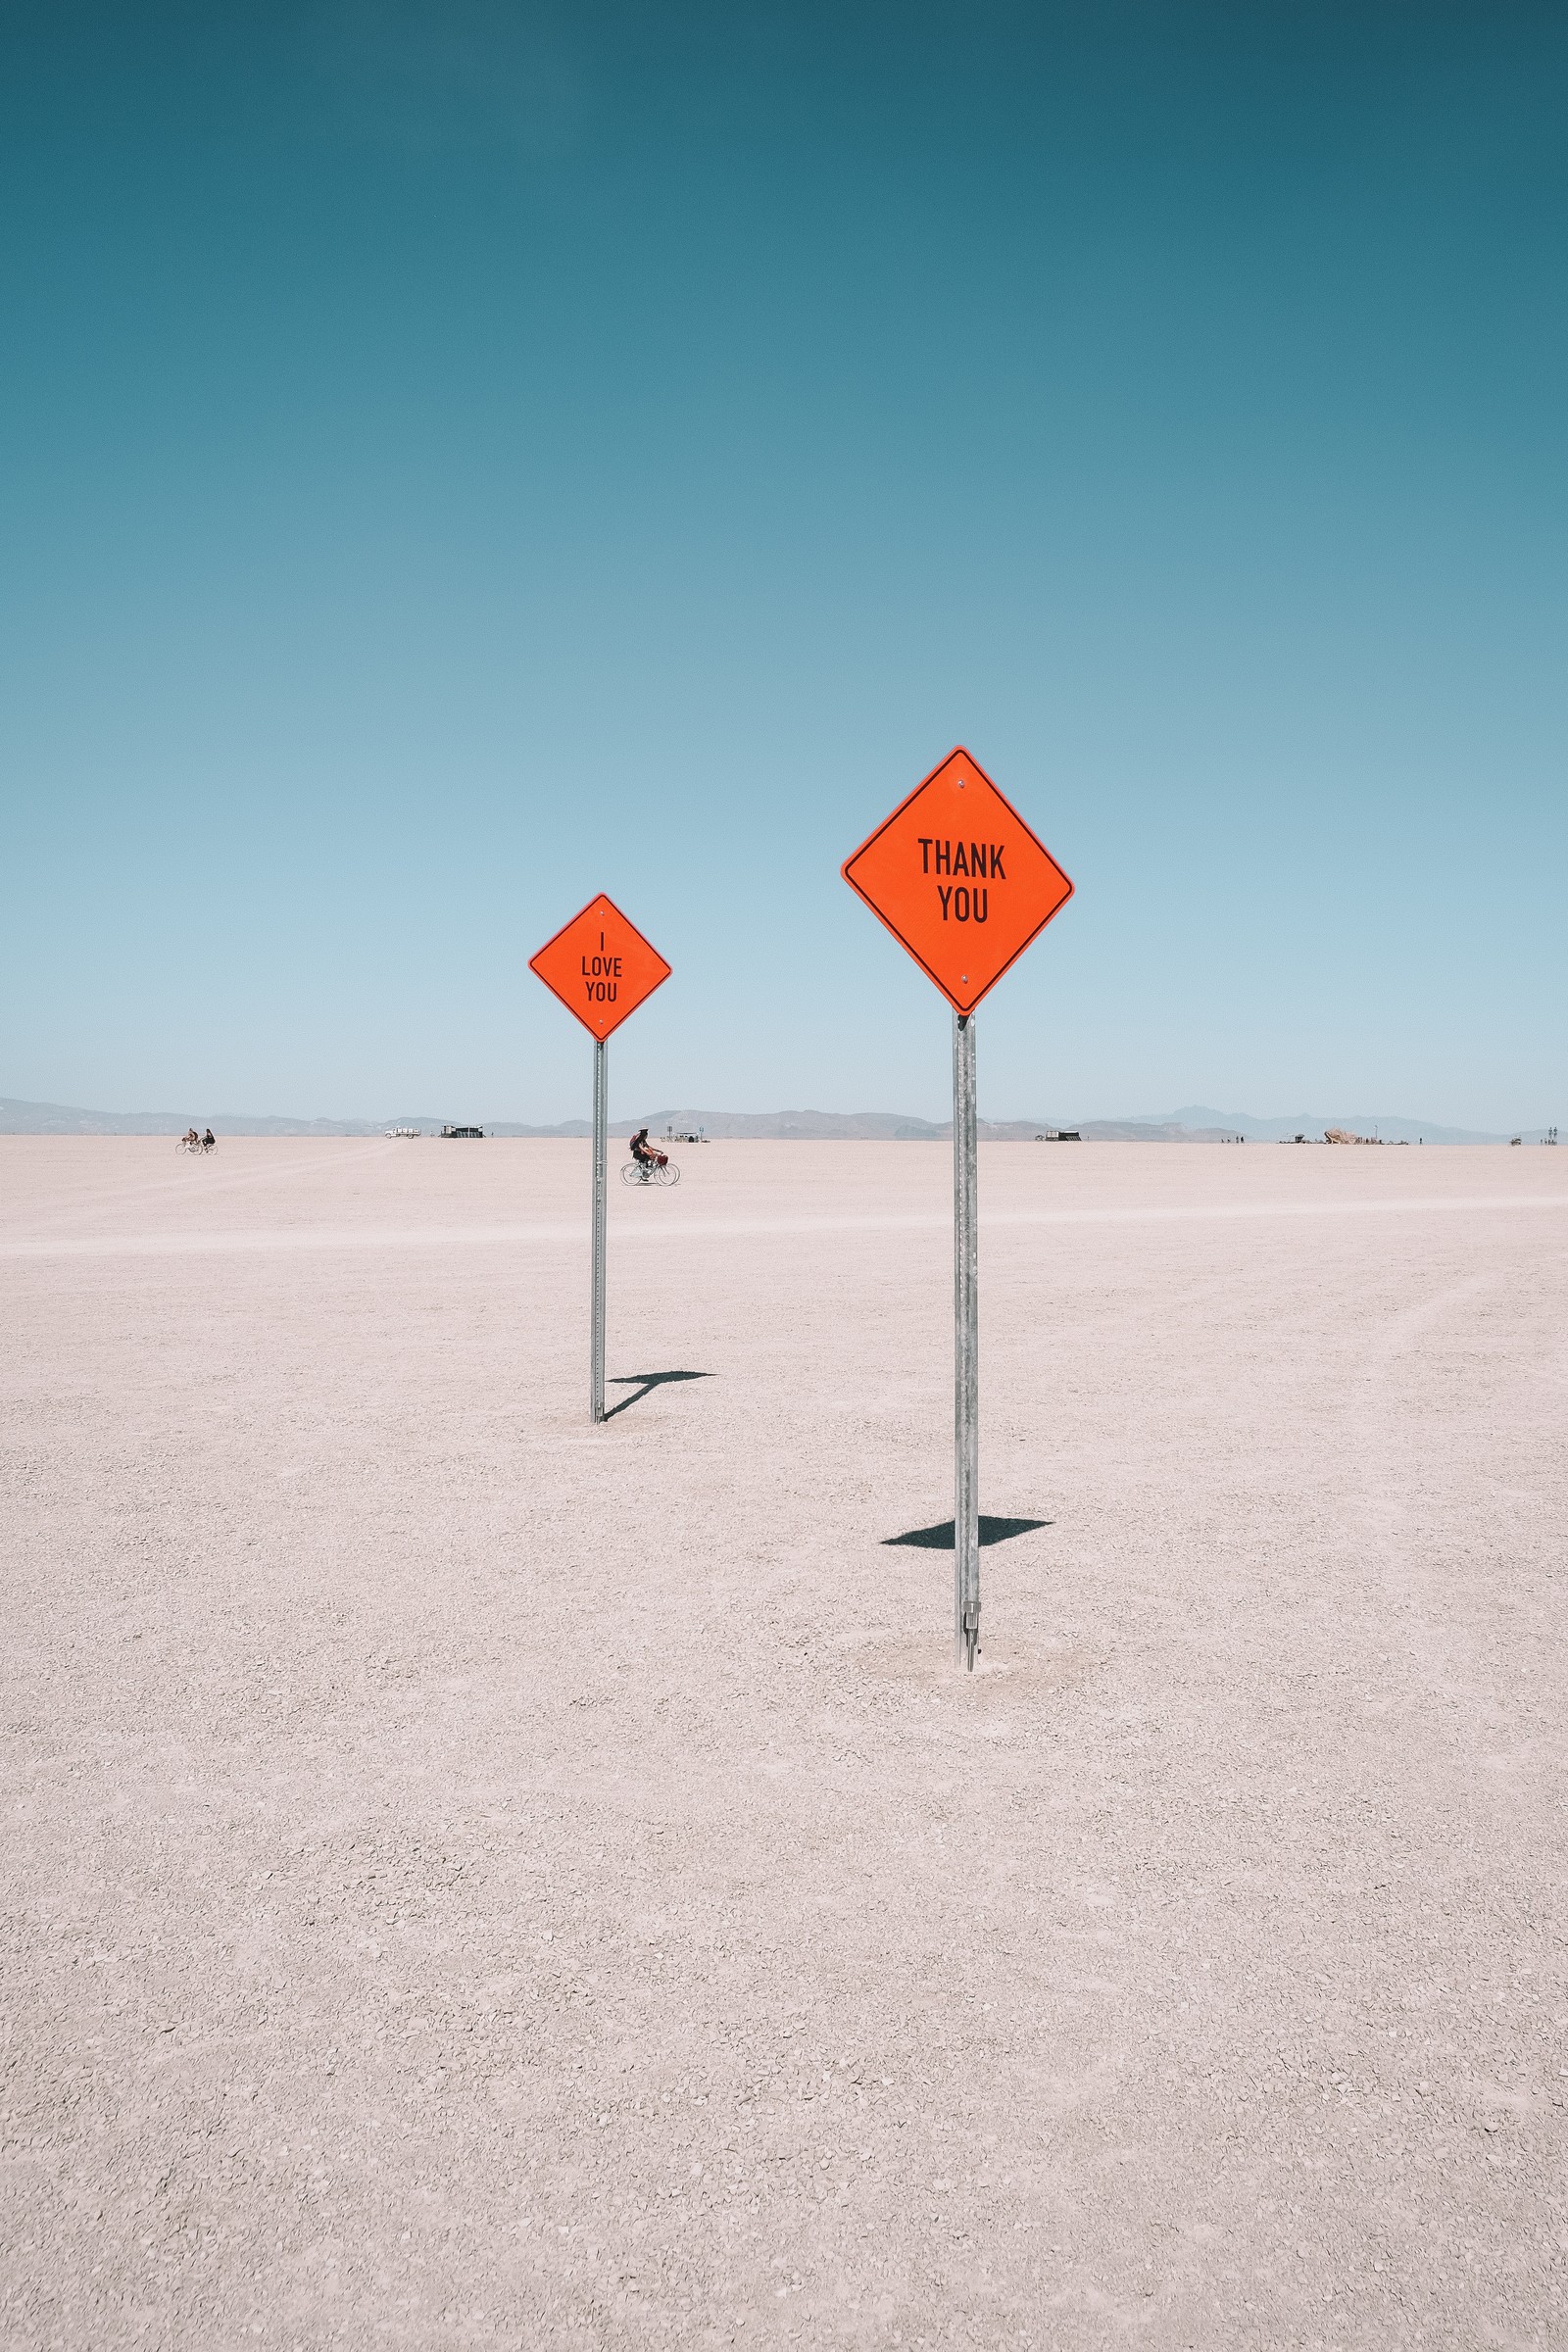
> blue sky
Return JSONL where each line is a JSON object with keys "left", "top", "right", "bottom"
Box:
{"left": 3, "top": 2, "right": 1564, "bottom": 1128}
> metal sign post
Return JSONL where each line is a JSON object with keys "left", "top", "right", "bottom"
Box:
{"left": 529, "top": 893, "right": 672, "bottom": 1429}
{"left": 843, "top": 747, "right": 1073, "bottom": 1669}
{"left": 591, "top": 1037, "right": 608, "bottom": 1425}
{"left": 953, "top": 1010, "right": 980, "bottom": 1667}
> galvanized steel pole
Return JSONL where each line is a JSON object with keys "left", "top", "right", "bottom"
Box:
{"left": 590, "top": 1037, "right": 608, "bottom": 1425}
{"left": 953, "top": 1009, "right": 980, "bottom": 1668}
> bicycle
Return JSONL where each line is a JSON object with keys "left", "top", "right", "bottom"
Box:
{"left": 620, "top": 1156, "right": 680, "bottom": 1187}
{"left": 176, "top": 1136, "right": 213, "bottom": 1154}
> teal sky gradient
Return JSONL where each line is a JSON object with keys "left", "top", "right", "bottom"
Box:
{"left": 3, "top": 2, "right": 1564, "bottom": 1128}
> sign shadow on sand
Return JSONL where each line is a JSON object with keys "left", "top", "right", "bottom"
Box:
{"left": 603, "top": 1370, "right": 713, "bottom": 1421}
{"left": 883, "top": 1515, "right": 1052, "bottom": 1549}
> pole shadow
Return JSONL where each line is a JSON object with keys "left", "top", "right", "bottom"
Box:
{"left": 603, "top": 1371, "right": 713, "bottom": 1421}
{"left": 883, "top": 1516, "right": 1053, "bottom": 1549}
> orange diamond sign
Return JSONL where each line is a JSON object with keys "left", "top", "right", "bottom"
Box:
{"left": 842, "top": 747, "right": 1073, "bottom": 1014}
{"left": 529, "top": 894, "right": 671, "bottom": 1042}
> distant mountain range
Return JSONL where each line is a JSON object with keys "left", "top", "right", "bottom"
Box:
{"left": 1, "top": 1095, "right": 1550, "bottom": 1143}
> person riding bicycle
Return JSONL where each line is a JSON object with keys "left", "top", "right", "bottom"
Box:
{"left": 202, "top": 1128, "right": 216, "bottom": 1150}
{"left": 629, "top": 1127, "right": 667, "bottom": 1168}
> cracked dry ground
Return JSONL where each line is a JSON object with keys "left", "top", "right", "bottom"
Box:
{"left": 3, "top": 1136, "right": 1566, "bottom": 2349}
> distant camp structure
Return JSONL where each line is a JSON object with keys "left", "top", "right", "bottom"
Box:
{"left": 1286, "top": 1129, "right": 1407, "bottom": 1145}
{"left": 440, "top": 1124, "right": 485, "bottom": 1140}
{"left": 386, "top": 1126, "right": 420, "bottom": 1138}
{"left": 1034, "top": 1128, "right": 1081, "bottom": 1142}
{"left": 664, "top": 1124, "right": 707, "bottom": 1144}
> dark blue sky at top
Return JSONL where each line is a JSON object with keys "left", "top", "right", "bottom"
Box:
{"left": 3, "top": 1, "right": 1564, "bottom": 1126}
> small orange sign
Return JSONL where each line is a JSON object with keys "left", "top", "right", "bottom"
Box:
{"left": 529, "top": 894, "right": 671, "bottom": 1042}
{"left": 842, "top": 747, "right": 1073, "bottom": 1014}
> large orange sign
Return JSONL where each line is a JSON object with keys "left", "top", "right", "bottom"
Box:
{"left": 842, "top": 747, "right": 1073, "bottom": 1014}
{"left": 529, "top": 894, "right": 671, "bottom": 1041}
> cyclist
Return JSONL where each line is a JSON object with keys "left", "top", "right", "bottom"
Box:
{"left": 202, "top": 1128, "right": 216, "bottom": 1151}
{"left": 629, "top": 1127, "right": 667, "bottom": 1169}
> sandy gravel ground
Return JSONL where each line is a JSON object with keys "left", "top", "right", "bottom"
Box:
{"left": 3, "top": 1136, "right": 1566, "bottom": 2352}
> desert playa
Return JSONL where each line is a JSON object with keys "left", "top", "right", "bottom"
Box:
{"left": 4, "top": 1135, "right": 1565, "bottom": 2349}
